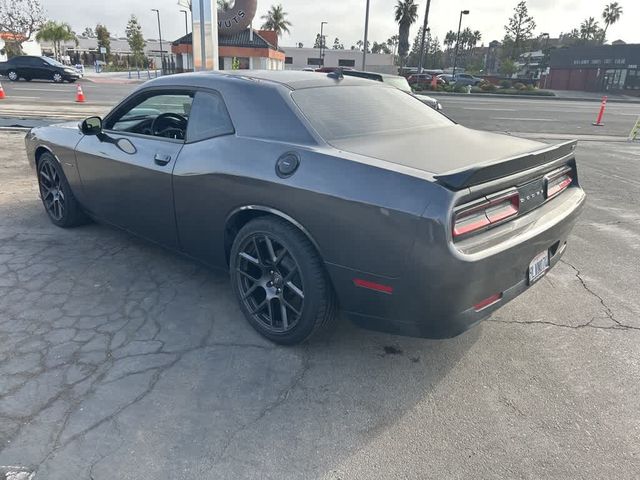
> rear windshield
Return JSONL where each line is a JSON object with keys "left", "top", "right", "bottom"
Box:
{"left": 291, "top": 85, "right": 451, "bottom": 141}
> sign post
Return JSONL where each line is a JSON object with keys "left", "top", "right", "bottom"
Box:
{"left": 192, "top": 0, "right": 219, "bottom": 70}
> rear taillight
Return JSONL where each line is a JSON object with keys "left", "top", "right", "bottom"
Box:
{"left": 545, "top": 167, "right": 573, "bottom": 199}
{"left": 453, "top": 189, "right": 519, "bottom": 239}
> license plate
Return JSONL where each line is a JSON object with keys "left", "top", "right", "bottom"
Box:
{"left": 528, "top": 250, "right": 550, "bottom": 284}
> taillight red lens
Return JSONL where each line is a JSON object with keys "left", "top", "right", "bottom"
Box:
{"left": 453, "top": 190, "right": 519, "bottom": 238}
{"left": 545, "top": 167, "right": 573, "bottom": 199}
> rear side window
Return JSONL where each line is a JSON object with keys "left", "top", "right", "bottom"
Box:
{"left": 292, "top": 85, "right": 452, "bottom": 141}
{"left": 186, "top": 91, "right": 234, "bottom": 142}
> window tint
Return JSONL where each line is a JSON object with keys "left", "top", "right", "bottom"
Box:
{"left": 292, "top": 85, "right": 452, "bottom": 141}
{"left": 186, "top": 91, "right": 234, "bottom": 142}
{"left": 105, "top": 92, "right": 193, "bottom": 139}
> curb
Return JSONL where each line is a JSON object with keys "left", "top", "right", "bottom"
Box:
{"left": 416, "top": 92, "right": 640, "bottom": 104}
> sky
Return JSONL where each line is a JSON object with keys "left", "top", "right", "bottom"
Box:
{"left": 42, "top": 0, "right": 639, "bottom": 49}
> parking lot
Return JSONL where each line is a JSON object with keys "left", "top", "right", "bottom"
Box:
{"left": 1, "top": 95, "right": 640, "bottom": 478}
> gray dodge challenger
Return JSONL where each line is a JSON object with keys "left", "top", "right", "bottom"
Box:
{"left": 25, "top": 70, "right": 585, "bottom": 344}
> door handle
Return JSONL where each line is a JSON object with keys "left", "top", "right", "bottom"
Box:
{"left": 154, "top": 153, "right": 172, "bottom": 166}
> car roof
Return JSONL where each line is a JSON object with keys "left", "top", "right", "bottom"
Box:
{"left": 145, "top": 70, "right": 391, "bottom": 91}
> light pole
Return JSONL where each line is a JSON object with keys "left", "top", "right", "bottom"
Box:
{"left": 319, "top": 21, "right": 328, "bottom": 67}
{"left": 151, "top": 9, "right": 164, "bottom": 74}
{"left": 362, "top": 0, "right": 370, "bottom": 70}
{"left": 417, "top": 0, "right": 432, "bottom": 73}
{"left": 540, "top": 32, "right": 550, "bottom": 88}
{"left": 452, "top": 9, "right": 469, "bottom": 77}
{"left": 180, "top": 9, "right": 190, "bottom": 71}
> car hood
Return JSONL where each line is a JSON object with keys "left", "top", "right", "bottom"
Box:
{"left": 330, "top": 124, "right": 545, "bottom": 175}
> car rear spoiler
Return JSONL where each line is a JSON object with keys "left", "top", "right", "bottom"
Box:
{"left": 434, "top": 140, "right": 577, "bottom": 190}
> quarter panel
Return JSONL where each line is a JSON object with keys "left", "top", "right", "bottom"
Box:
{"left": 173, "top": 136, "right": 436, "bottom": 277}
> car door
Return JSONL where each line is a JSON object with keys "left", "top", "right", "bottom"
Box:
{"left": 75, "top": 89, "right": 194, "bottom": 248}
{"left": 25, "top": 57, "right": 46, "bottom": 80}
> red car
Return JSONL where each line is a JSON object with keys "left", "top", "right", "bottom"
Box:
{"left": 407, "top": 73, "right": 445, "bottom": 87}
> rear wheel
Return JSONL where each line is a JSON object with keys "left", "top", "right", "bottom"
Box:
{"left": 37, "top": 152, "right": 88, "bottom": 228}
{"left": 230, "top": 217, "right": 336, "bottom": 345}
{"left": 7, "top": 70, "right": 18, "bottom": 81}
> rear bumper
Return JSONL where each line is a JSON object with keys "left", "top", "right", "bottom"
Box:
{"left": 327, "top": 187, "right": 585, "bottom": 339}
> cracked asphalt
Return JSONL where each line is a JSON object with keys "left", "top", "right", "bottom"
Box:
{"left": 0, "top": 131, "right": 639, "bottom": 479}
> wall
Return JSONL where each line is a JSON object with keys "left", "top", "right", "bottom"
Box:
{"left": 281, "top": 47, "right": 395, "bottom": 74}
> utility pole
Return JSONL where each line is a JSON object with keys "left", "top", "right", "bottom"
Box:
{"left": 362, "top": 0, "right": 370, "bottom": 70}
{"left": 417, "top": 0, "right": 432, "bottom": 73}
{"left": 452, "top": 9, "right": 469, "bottom": 76}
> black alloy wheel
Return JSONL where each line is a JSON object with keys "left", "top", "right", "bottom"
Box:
{"left": 230, "top": 217, "right": 336, "bottom": 344}
{"left": 235, "top": 233, "right": 305, "bottom": 333}
{"left": 37, "top": 152, "right": 88, "bottom": 228}
{"left": 38, "top": 159, "right": 65, "bottom": 222}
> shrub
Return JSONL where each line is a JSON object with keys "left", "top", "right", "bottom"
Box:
{"left": 470, "top": 86, "right": 483, "bottom": 93}
{"left": 513, "top": 82, "right": 527, "bottom": 90}
{"left": 526, "top": 84, "right": 535, "bottom": 91}
{"left": 454, "top": 84, "right": 468, "bottom": 93}
{"left": 481, "top": 82, "right": 497, "bottom": 92}
{"left": 499, "top": 79, "right": 512, "bottom": 89}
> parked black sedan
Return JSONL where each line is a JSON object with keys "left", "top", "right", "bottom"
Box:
{"left": 0, "top": 55, "right": 80, "bottom": 82}
{"left": 24, "top": 71, "right": 585, "bottom": 344}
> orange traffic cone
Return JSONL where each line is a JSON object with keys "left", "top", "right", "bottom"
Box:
{"left": 75, "top": 84, "right": 85, "bottom": 103}
{"left": 0, "top": 81, "right": 6, "bottom": 100}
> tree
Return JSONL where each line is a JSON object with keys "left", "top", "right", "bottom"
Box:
{"left": 297, "top": 42, "right": 303, "bottom": 48}
{"left": 386, "top": 35, "right": 399, "bottom": 56}
{"left": 260, "top": 4, "right": 292, "bottom": 37}
{"left": 82, "top": 27, "right": 95, "bottom": 38}
{"left": 394, "top": 0, "right": 419, "bottom": 63}
{"left": 332, "top": 37, "right": 344, "bottom": 50}
{"left": 35, "top": 21, "right": 77, "bottom": 60}
{"left": 371, "top": 41, "right": 390, "bottom": 54}
{"left": 504, "top": 1, "right": 536, "bottom": 59}
{"left": 500, "top": 58, "right": 517, "bottom": 77}
{"left": 601, "top": 2, "right": 622, "bottom": 44}
{"left": 579, "top": 17, "right": 601, "bottom": 43}
{"left": 217, "top": 0, "right": 233, "bottom": 11}
{"left": 125, "top": 15, "right": 146, "bottom": 67}
{"left": 95, "top": 24, "right": 111, "bottom": 61}
{"left": 0, "top": 0, "right": 45, "bottom": 56}
{"left": 314, "top": 33, "right": 323, "bottom": 49}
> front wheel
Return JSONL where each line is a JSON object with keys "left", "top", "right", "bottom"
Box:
{"left": 52, "top": 72, "right": 63, "bottom": 83}
{"left": 230, "top": 217, "right": 336, "bottom": 345}
{"left": 7, "top": 70, "right": 18, "bottom": 81}
{"left": 37, "top": 152, "right": 89, "bottom": 227}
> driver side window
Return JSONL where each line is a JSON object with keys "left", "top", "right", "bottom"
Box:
{"left": 106, "top": 91, "right": 194, "bottom": 140}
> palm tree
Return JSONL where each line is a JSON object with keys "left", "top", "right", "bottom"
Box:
{"left": 217, "top": 0, "right": 233, "bottom": 11}
{"left": 36, "top": 21, "right": 77, "bottom": 61}
{"left": 260, "top": 4, "right": 292, "bottom": 37}
{"left": 580, "top": 17, "right": 600, "bottom": 42}
{"left": 394, "top": 0, "right": 419, "bottom": 64}
{"left": 601, "top": 2, "right": 623, "bottom": 43}
{"left": 387, "top": 35, "right": 399, "bottom": 57}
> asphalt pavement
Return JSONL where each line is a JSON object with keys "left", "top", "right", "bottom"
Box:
{"left": 1, "top": 79, "right": 640, "bottom": 479}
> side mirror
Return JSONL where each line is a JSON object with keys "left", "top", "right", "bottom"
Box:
{"left": 80, "top": 116, "right": 102, "bottom": 135}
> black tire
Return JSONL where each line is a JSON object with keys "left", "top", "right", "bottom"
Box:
{"left": 24, "top": 77, "right": 32, "bottom": 82}
{"left": 7, "top": 70, "right": 19, "bottom": 81}
{"left": 37, "top": 152, "right": 89, "bottom": 228}
{"left": 67, "top": 78, "right": 76, "bottom": 83}
{"left": 230, "top": 216, "right": 337, "bottom": 345}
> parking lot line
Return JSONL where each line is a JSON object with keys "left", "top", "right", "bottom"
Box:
{"left": 492, "top": 117, "right": 559, "bottom": 121}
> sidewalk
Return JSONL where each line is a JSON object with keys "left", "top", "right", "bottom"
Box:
{"left": 82, "top": 69, "right": 160, "bottom": 84}
{"left": 422, "top": 89, "right": 640, "bottom": 103}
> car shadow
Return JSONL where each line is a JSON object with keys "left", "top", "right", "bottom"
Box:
{"left": 0, "top": 195, "right": 479, "bottom": 479}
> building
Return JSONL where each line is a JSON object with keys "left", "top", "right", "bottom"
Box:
{"left": 171, "top": 30, "right": 284, "bottom": 72}
{"left": 280, "top": 47, "right": 395, "bottom": 74}
{"left": 546, "top": 43, "right": 640, "bottom": 94}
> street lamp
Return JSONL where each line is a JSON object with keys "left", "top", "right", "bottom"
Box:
{"left": 180, "top": 9, "right": 189, "bottom": 35}
{"left": 452, "top": 9, "right": 469, "bottom": 77}
{"left": 151, "top": 9, "right": 164, "bottom": 74}
{"left": 319, "top": 21, "right": 328, "bottom": 67}
{"left": 362, "top": 0, "right": 370, "bottom": 70}
{"left": 180, "top": 9, "right": 190, "bottom": 71}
